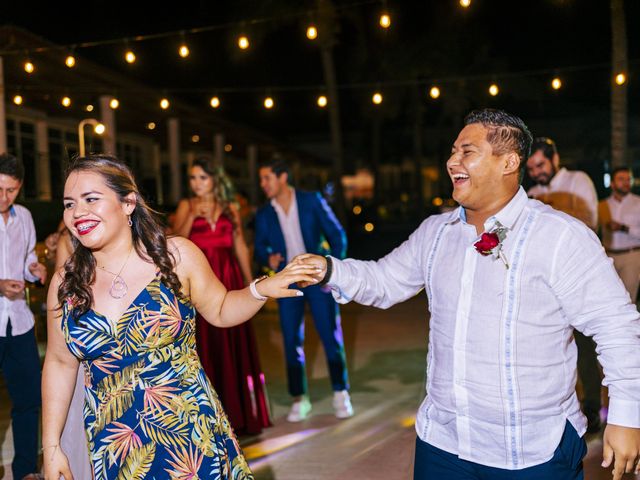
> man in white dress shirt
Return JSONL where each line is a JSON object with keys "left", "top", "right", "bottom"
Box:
{"left": 600, "top": 167, "right": 640, "bottom": 303}
{"left": 526, "top": 137, "right": 598, "bottom": 230}
{"left": 0, "top": 153, "right": 47, "bottom": 480}
{"left": 294, "top": 110, "right": 640, "bottom": 480}
{"left": 527, "top": 137, "right": 603, "bottom": 435}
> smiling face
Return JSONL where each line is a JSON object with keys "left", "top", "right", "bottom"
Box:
{"left": 612, "top": 169, "right": 631, "bottom": 196}
{"left": 189, "top": 165, "right": 214, "bottom": 198}
{"left": 447, "top": 123, "right": 514, "bottom": 214}
{"left": 63, "top": 171, "right": 135, "bottom": 250}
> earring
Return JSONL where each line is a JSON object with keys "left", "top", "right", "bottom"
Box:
{"left": 128, "top": 215, "right": 133, "bottom": 227}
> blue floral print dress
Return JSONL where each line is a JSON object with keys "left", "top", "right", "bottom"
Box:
{"left": 62, "top": 274, "right": 254, "bottom": 480}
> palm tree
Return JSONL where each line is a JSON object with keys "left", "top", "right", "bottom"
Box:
{"left": 610, "top": 0, "right": 628, "bottom": 168}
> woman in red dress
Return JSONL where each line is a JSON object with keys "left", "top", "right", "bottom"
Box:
{"left": 172, "top": 158, "right": 271, "bottom": 435}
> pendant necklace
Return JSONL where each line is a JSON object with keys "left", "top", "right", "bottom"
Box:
{"left": 97, "top": 246, "right": 134, "bottom": 299}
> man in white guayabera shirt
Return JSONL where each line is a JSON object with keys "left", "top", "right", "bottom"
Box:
{"left": 293, "top": 109, "right": 640, "bottom": 480}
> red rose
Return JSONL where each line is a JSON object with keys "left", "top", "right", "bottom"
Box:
{"left": 474, "top": 232, "right": 500, "bottom": 255}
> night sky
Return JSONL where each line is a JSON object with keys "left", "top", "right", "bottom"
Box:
{"left": 1, "top": 0, "right": 638, "bottom": 162}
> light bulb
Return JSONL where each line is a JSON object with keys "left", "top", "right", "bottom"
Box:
{"left": 13, "top": 95, "right": 23, "bottom": 105}
{"left": 372, "top": 92, "right": 383, "bottom": 104}
{"left": 160, "top": 98, "right": 170, "bottom": 109}
{"left": 379, "top": 14, "right": 391, "bottom": 29}
{"left": 306, "top": 25, "right": 318, "bottom": 40}
{"left": 317, "top": 95, "right": 328, "bottom": 107}
{"left": 61, "top": 96, "right": 71, "bottom": 107}
{"left": 179, "top": 45, "right": 189, "bottom": 58}
{"left": 264, "top": 97, "right": 274, "bottom": 109}
{"left": 109, "top": 98, "right": 119, "bottom": 109}
{"left": 125, "top": 50, "right": 136, "bottom": 64}
{"left": 551, "top": 78, "right": 562, "bottom": 90}
{"left": 489, "top": 84, "right": 499, "bottom": 96}
{"left": 24, "top": 61, "right": 35, "bottom": 74}
{"left": 429, "top": 86, "right": 440, "bottom": 99}
{"left": 65, "top": 55, "right": 76, "bottom": 68}
{"left": 210, "top": 96, "right": 221, "bottom": 108}
{"left": 238, "top": 36, "right": 250, "bottom": 50}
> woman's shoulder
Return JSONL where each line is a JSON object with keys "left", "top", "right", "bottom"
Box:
{"left": 167, "top": 236, "right": 204, "bottom": 263}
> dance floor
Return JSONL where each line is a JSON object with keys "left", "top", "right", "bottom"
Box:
{"left": 0, "top": 295, "right": 636, "bottom": 479}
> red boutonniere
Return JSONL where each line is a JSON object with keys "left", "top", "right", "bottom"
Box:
{"left": 473, "top": 222, "right": 509, "bottom": 269}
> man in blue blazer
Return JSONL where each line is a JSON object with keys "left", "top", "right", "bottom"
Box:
{"left": 255, "top": 158, "right": 352, "bottom": 422}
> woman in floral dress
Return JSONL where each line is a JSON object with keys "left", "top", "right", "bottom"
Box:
{"left": 41, "top": 155, "right": 318, "bottom": 480}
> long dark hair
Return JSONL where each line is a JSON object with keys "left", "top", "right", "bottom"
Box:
{"left": 58, "top": 154, "right": 183, "bottom": 318}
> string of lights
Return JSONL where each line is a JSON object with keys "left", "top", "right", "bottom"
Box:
{"left": 8, "top": 58, "right": 635, "bottom": 111}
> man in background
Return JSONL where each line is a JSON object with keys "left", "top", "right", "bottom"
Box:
{"left": 254, "top": 157, "right": 352, "bottom": 422}
{"left": 0, "top": 153, "right": 47, "bottom": 479}
{"left": 599, "top": 166, "right": 640, "bottom": 303}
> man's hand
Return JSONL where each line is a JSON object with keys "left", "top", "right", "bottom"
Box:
{"left": 601, "top": 424, "right": 640, "bottom": 479}
{"left": 268, "top": 253, "right": 285, "bottom": 271}
{"left": 29, "top": 261, "right": 47, "bottom": 284}
{"left": 0, "top": 279, "right": 25, "bottom": 300}
{"left": 292, "top": 254, "right": 327, "bottom": 288}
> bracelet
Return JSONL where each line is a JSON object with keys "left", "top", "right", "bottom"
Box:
{"left": 317, "top": 256, "right": 333, "bottom": 287}
{"left": 249, "top": 276, "right": 269, "bottom": 301}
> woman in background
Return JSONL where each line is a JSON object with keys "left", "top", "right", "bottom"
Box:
{"left": 172, "top": 158, "right": 271, "bottom": 435}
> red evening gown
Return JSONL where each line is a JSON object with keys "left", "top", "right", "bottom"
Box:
{"left": 189, "top": 214, "right": 272, "bottom": 435}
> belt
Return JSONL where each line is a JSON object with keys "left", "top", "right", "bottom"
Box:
{"left": 607, "top": 246, "right": 640, "bottom": 255}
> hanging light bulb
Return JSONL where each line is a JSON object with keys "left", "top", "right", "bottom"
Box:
{"left": 160, "top": 98, "right": 170, "bottom": 109}
{"left": 191, "top": 135, "right": 200, "bottom": 143}
{"left": 238, "top": 35, "right": 250, "bottom": 50}
{"left": 489, "top": 83, "right": 499, "bottom": 96}
{"left": 210, "top": 96, "right": 221, "bottom": 108}
{"left": 379, "top": 13, "right": 391, "bottom": 29}
{"left": 317, "top": 95, "right": 328, "bottom": 107}
{"left": 615, "top": 73, "right": 626, "bottom": 85}
{"left": 551, "top": 77, "right": 562, "bottom": 90}
{"left": 24, "top": 60, "right": 35, "bottom": 74}
{"left": 178, "top": 44, "right": 190, "bottom": 58}
{"left": 460, "top": 0, "right": 471, "bottom": 8}
{"left": 147, "top": 122, "right": 156, "bottom": 130}
{"left": 61, "top": 96, "right": 71, "bottom": 107}
{"left": 13, "top": 95, "right": 23, "bottom": 105}
{"left": 125, "top": 49, "right": 136, "bottom": 64}
{"left": 94, "top": 123, "right": 106, "bottom": 135}
{"left": 264, "top": 96, "right": 275, "bottom": 109}
{"left": 372, "top": 92, "right": 383, "bottom": 105}
{"left": 306, "top": 25, "right": 318, "bottom": 40}
{"left": 429, "top": 86, "right": 441, "bottom": 99}
{"left": 65, "top": 54, "right": 76, "bottom": 68}
{"left": 109, "top": 98, "right": 120, "bottom": 109}
{"left": 86, "top": 104, "right": 94, "bottom": 112}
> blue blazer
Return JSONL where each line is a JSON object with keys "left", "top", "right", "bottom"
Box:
{"left": 254, "top": 190, "right": 347, "bottom": 272}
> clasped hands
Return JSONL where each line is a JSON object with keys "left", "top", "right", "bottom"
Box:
{"left": 253, "top": 254, "right": 327, "bottom": 299}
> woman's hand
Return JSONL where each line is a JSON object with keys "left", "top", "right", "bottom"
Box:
{"left": 255, "top": 258, "right": 323, "bottom": 299}
{"left": 43, "top": 445, "right": 73, "bottom": 480}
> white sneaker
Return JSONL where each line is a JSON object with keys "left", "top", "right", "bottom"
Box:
{"left": 286, "top": 397, "right": 312, "bottom": 422}
{"left": 333, "top": 390, "right": 354, "bottom": 419}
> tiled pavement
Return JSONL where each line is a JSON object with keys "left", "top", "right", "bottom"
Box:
{"left": 0, "top": 295, "right": 637, "bottom": 479}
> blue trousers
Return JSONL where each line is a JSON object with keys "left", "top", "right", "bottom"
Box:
{"left": 277, "top": 284, "right": 349, "bottom": 397}
{"left": 414, "top": 421, "right": 586, "bottom": 480}
{"left": 0, "top": 323, "right": 41, "bottom": 480}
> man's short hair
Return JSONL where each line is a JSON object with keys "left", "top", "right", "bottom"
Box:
{"left": 611, "top": 166, "right": 631, "bottom": 180}
{"left": 530, "top": 137, "right": 558, "bottom": 161}
{"left": 259, "top": 156, "right": 291, "bottom": 181}
{"left": 464, "top": 109, "right": 533, "bottom": 165}
{"left": 0, "top": 153, "right": 24, "bottom": 182}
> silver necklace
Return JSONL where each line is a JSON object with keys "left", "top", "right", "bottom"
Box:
{"left": 97, "top": 247, "right": 133, "bottom": 299}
